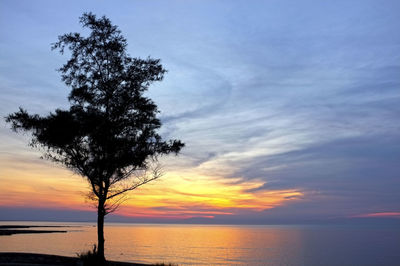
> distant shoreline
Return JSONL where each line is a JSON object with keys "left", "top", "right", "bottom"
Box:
{"left": 0, "top": 225, "right": 77, "bottom": 228}
{"left": 0, "top": 225, "right": 68, "bottom": 236}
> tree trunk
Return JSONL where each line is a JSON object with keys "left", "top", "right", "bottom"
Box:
{"left": 97, "top": 200, "right": 106, "bottom": 262}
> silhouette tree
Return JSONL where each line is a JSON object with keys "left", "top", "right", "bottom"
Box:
{"left": 6, "top": 13, "right": 184, "bottom": 262}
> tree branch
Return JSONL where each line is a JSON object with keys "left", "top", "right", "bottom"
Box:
{"left": 106, "top": 164, "right": 163, "bottom": 200}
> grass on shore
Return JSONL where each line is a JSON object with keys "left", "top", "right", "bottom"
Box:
{"left": 77, "top": 245, "right": 177, "bottom": 266}
{"left": 0, "top": 252, "right": 177, "bottom": 266}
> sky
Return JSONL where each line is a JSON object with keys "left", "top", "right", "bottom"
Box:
{"left": 0, "top": 0, "right": 399, "bottom": 224}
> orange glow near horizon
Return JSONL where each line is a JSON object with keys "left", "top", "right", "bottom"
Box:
{"left": 0, "top": 155, "right": 303, "bottom": 220}
{"left": 116, "top": 172, "right": 303, "bottom": 219}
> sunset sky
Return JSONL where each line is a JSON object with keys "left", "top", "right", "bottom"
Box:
{"left": 1, "top": 0, "right": 399, "bottom": 224}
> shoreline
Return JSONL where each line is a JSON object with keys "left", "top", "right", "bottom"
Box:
{"left": 0, "top": 225, "right": 69, "bottom": 236}
{"left": 0, "top": 229, "right": 67, "bottom": 235}
{"left": 0, "top": 252, "right": 151, "bottom": 266}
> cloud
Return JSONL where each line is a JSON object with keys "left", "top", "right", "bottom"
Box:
{"left": 234, "top": 134, "right": 400, "bottom": 218}
{"left": 352, "top": 212, "right": 400, "bottom": 218}
{"left": 157, "top": 42, "right": 400, "bottom": 220}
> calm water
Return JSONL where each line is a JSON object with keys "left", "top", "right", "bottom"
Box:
{"left": 0, "top": 221, "right": 399, "bottom": 265}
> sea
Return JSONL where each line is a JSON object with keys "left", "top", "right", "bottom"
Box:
{"left": 0, "top": 221, "right": 399, "bottom": 265}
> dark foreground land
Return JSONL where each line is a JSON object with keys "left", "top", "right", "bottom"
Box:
{"left": 0, "top": 253, "right": 151, "bottom": 266}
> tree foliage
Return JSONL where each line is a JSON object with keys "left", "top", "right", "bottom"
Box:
{"left": 6, "top": 13, "right": 184, "bottom": 260}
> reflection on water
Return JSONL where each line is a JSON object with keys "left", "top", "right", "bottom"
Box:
{"left": 0, "top": 221, "right": 399, "bottom": 265}
{"left": 105, "top": 224, "right": 303, "bottom": 265}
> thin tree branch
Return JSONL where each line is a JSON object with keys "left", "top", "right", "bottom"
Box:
{"left": 106, "top": 164, "right": 163, "bottom": 200}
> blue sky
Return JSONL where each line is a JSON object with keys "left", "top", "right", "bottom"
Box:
{"left": 0, "top": 0, "right": 399, "bottom": 223}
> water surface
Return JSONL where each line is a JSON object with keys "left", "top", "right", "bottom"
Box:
{"left": 0, "top": 221, "right": 399, "bottom": 265}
